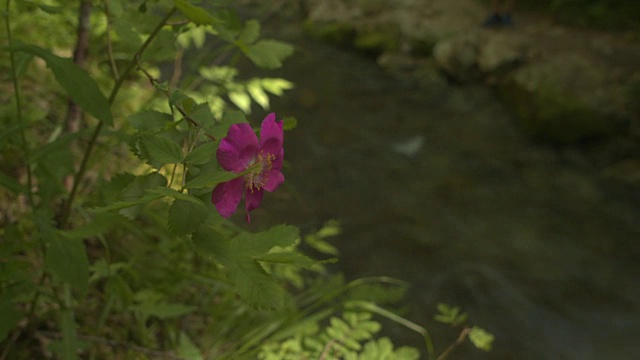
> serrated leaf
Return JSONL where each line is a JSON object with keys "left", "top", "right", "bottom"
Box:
{"left": 185, "top": 168, "right": 240, "bottom": 189}
{"left": 128, "top": 110, "right": 173, "bottom": 131}
{"left": 173, "top": 0, "right": 216, "bottom": 25}
{"left": 6, "top": 45, "right": 112, "bottom": 125}
{"left": 189, "top": 102, "right": 215, "bottom": 128}
{"left": 140, "top": 134, "right": 183, "bottom": 165}
{"left": 231, "top": 258, "right": 286, "bottom": 310}
{"left": 229, "top": 90, "right": 252, "bottom": 113}
{"left": 168, "top": 199, "right": 207, "bottom": 236}
{"left": 184, "top": 141, "right": 217, "bottom": 165}
{"left": 244, "top": 40, "right": 294, "bottom": 69}
{"left": 247, "top": 81, "right": 269, "bottom": 109}
{"left": 260, "top": 78, "right": 294, "bottom": 96}
{"left": 231, "top": 225, "right": 299, "bottom": 257}
{"left": 45, "top": 235, "right": 89, "bottom": 296}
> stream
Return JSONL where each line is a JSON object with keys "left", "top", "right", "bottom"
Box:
{"left": 237, "top": 15, "right": 640, "bottom": 359}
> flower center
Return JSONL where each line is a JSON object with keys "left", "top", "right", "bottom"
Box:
{"left": 245, "top": 151, "right": 275, "bottom": 193}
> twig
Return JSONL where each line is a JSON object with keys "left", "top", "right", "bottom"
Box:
{"left": 60, "top": 7, "right": 178, "bottom": 227}
{"left": 4, "top": 0, "right": 34, "bottom": 209}
{"left": 436, "top": 327, "right": 471, "bottom": 360}
{"left": 104, "top": 0, "right": 119, "bottom": 81}
{"left": 319, "top": 339, "right": 337, "bottom": 360}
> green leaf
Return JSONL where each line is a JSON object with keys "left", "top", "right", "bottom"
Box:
{"left": 45, "top": 235, "right": 89, "bottom": 296}
{"left": 59, "top": 214, "right": 121, "bottom": 239}
{"left": 229, "top": 89, "right": 252, "bottom": 113}
{"left": 7, "top": 45, "right": 112, "bottom": 126}
{"left": 131, "top": 303, "right": 196, "bottom": 319}
{"left": 0, "top": 299, "right": 22, "bottom": 342}
{"left": 229, "top": 257, "right": 287, "bottom": 310}
{"left": 206, "top": 110, "right": 247, "bottom": 140}
{"left": 184, "top": 141, "right": 217, "bottom": 165}
{"left": 128, "top": 110, "right": 173, "bottom": 131}
{"left": 282, "top": 116, "right": 298, "bottom": 131}
{"left": 173, "top": 0, "right": 216, "bottom": 25}
{"left": 254, "top": 251, "right": 318, "bottom": 268}
{"left": 247, "top": 81, "right": 269, "bottom": 110}
{"left": 238, "top": 20, "right": 260, "bottom": 45}
{"left": 185, "top": 168, "right": 240, "bottom": 189}
{"left": 231, "top": 225, "right": 299, "bottom": 257}
{"left": 190, "top": 102, "right": 215, "bottom": 128}
{"left": 260, "top": 78, "right": 294, "bottom": 96}
{"left": 168, "top": 199, "right": 208, "bottom": 236}
{"left": 244, "top": 40, "right": 294, "bottom": 69}
{"left": 16, "top": 0, "right": 63, "bottom": 13}
{"left": 139, "top": 134, "right": 183, "bottom": 165}
{"left": 468, "top": 326, "right": 494, "bottom": 351}
{"left": 49, "top": 309, "right": 83, "bottom": 360}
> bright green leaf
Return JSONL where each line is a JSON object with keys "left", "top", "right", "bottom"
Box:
{"left": 168, "top": 199, "right": 208, "bottom": 236}
{"left": 469, "top": 326, "right": 494, "bottom": 351}
{"left": 247, "top": 81, "right": 270, "bottom": 110}
{"left": 245, "top": 40, "right": 294, "bottom": 69}
{"left": 260, "top": 78, "right": 294, "bottom": 96}
{"left": 283, "top": 116, "right": 297, "bottom": 131}
{"left": 229, "top": 90, "right": 252, "bottom": 113}
{"left": 7, "top": 45, "right": 112, "bottom": 126}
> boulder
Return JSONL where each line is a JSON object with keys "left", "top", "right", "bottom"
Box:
{"left": 432, "top": 34, "right": 480, "bottom": 81}
{"left": 499, "top": 54, "right": 629, "bottom": 144}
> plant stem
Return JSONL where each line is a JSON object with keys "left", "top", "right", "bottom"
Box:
{"left": 104, "top": 0, "right": 120, "bottom": 81}
{"left": 4, "top": 0, "right": 34, "bottom": 208}
{"left": 60, "top": 7, "right": 177, "bottom": 227}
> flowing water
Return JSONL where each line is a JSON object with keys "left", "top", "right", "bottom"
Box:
{"left": 237, "top": 17, "right": 640, "bottom": 359}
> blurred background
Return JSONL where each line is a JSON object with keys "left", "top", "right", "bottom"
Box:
{"left": 226, "top": 0, "right": 640, "bottom": 358}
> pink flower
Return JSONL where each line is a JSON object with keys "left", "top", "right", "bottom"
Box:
{"left": 211, "top": 113, "right": 285, "bottom": 223}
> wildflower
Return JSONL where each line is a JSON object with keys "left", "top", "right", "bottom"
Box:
{"left": 211, "top": 113, "right": 284, "bottom": 223}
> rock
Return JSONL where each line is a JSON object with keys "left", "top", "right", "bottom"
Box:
{"left": 476, "top": 32, "right": 528, "bottom": 73}
{"left": 499, "top": 54, "right": 630, "bottom": 144}
{"left": 432, "top": 34, "right": 480, "bottom": 81}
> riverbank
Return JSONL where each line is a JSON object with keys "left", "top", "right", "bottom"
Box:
{"left": 297, "top": 0, "right": 640, "bottom": 188}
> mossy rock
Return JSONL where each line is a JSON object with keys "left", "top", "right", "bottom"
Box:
{"left": 353, "top": 28, "right": 400, "bottom": 56}
{"left": 499, "top": 54, "right": 628, "bottom": 144}
{"left": 303, "top": 20, "right": 356, "bottom": 47}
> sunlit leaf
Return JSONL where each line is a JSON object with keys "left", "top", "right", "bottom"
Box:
{"left": 229, "top": 89, "right": 252, "bottom": 113}
{"left": 469, "top": 326, "right": 494, "bottom": 351}
{"left": 247, "top": 80, "right": 269, "bottom": 109}
{"left": 238, "top": 20, "right": 260, "bottom": 45}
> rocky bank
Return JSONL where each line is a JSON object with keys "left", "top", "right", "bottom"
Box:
{"left": 300, "top": 0, "right": 640, "bottom": 185}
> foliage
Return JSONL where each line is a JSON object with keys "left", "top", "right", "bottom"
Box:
{"left": 0, "top": 0, "right": 492, "bottom": 359}
{"left": 516, "top": 0, "right": 640, "bottom": 30}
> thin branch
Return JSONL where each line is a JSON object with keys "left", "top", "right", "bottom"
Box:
{"left": 60, "top": 7, "right": 178, "bottom": 228}
{"left": 436, "top": 327, "right": 471, "bottom": 360}
{"left": 104, "top": 0, "right": 119, "bottom": 81}
{"left": 4, "top": 0, "right": 34, "bottom": 209}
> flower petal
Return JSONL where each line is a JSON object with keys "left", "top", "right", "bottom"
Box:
{"left": 259, "top": 113, "right": 283, "bottom": 156}
{"left": 211, "top": 177, "right": 245, "bottom": 218}
{"left": 262, "top": 169, "right": 284, "bottom": 192}
{"left": 244, "top": 188, "right": 264, "bottom": 223}
{"left": 217, "top": 123, "right": 258, "bottom": 172}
